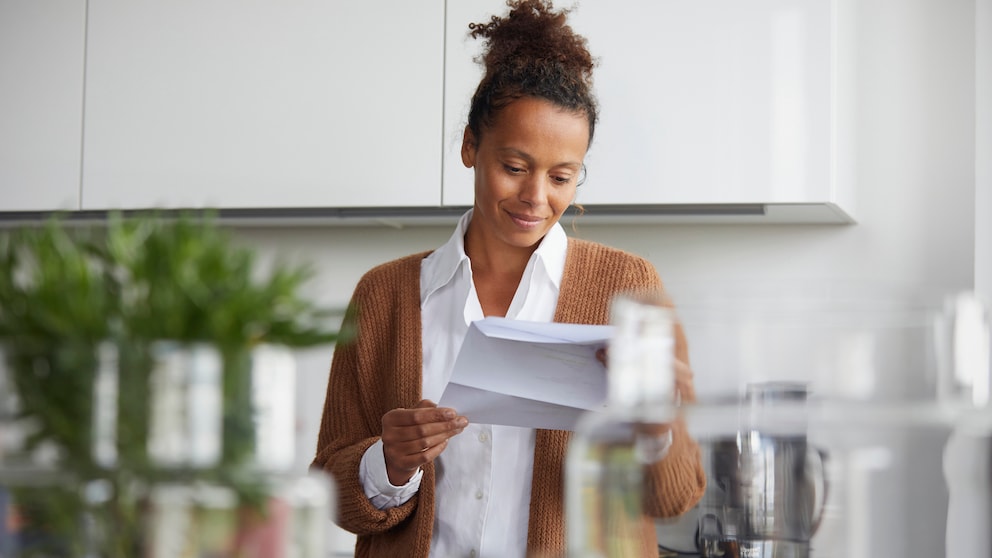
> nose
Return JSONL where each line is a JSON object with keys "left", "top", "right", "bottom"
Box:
{"left": 517, "top": 174, "right": 547, "bottom": 207}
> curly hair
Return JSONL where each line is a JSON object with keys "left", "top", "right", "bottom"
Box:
{"left": 466, "top": 0, "right": 598, "bottom": 147}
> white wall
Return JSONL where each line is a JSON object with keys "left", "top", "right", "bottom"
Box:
{"left": 232, "top": 0, "right": 979, "bottom": 554}
{"left": 978, "top": 0, "right": 992, "bottom": 301}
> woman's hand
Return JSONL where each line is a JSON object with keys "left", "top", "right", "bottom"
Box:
{"left": 380, "top": 399, "right": 468, "bottom": 486}
{"left": 672, "top": 359, "right": 694, "bottom": 405}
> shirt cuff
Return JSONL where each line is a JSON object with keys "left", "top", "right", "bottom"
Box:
{"left": 359, "top": 439, "right": 423, "bottom": 510}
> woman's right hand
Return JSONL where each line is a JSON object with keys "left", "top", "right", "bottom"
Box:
{"left": 381, "top": 399, "right": 468, "bottom": 486}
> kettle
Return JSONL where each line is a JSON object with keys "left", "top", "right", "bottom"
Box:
{"left": 697, "top": 382, "right": 828, "bottom": 558}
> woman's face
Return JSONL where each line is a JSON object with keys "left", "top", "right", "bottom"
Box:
{"left": 461, "top": 96, "right": 589, "bottom": 252}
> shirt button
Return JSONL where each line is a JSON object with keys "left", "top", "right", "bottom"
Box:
{"left": 478, "top": 432, "right": 489, "bottom": 443}
{"left": 475, "top": 490, "right": 483, "bottom": 500}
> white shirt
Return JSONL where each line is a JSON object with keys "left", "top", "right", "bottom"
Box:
{"left": 359, "top": 209, "right": 568, "bottom": 558}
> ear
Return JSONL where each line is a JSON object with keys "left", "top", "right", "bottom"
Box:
{"left": 461, "top": 126, "right": 477, "bottom": 168}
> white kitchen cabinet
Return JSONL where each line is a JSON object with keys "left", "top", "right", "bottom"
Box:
{"left": 443, "top": 0, "right": 855, "bottom": 223}
{"left": 82, "top": 1, "right": 444, "bottom": 210}
{"left": 0, "top": 0, "right": 85, "bottom": 212}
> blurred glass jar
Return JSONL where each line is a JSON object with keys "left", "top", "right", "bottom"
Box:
{"left": 116, "top": 341, "right": 297, "bottom": 473}
{"left": 0, "top": 339, "right": 119, "bottom": 557}
{"left": 142, "top": 472, "right": 334, "bottom": 558}
{"left": 143, "top": 341, "right": 224, "bottom": 470}
{"left": 663, "top": 286, "right": 992, "bottom": 558}
{"left": 0, "top": 340, "right": 335, "bottom": 557}
{"left": 0, "top": 339, "right": 110, "bottom": 474}
{"left": 566, "top": 293, "right": 683, "bottom": 558}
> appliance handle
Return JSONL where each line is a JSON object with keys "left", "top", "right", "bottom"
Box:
{"left": 809, "top": 446, "right": 830, "bottom": 536}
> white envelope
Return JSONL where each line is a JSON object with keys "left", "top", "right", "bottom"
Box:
{"left": 438, "top": 317, "right": 615, "bottom": 430}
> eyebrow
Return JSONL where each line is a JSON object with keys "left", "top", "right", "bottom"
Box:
{"left": 496, "top": 147, "right": 582, "bottom": 169}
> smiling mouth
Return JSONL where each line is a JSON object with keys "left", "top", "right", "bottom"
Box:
{"left": 507, "top": 211, "right": 544, "bottom": 229}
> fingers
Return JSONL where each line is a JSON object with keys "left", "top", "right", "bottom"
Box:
{"left": 381, "top": 400, "right": 468, "bottom": 485}
{"left": 385, "top": 421, "right": 465, "bottom": 455}
{"left": 595, "top": 347, "right": 608, "bottom": 366}
{"left": 674, "top": 359, "right": 694, "bottom": 403}
{"left": 383, "top": 399, "right": 459, "bottom": 430}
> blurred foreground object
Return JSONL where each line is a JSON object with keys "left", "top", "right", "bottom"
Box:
{"left": 0, "top": 214, "right": 341, "bottom": 556}
{"left": 566, "top": 293, "right": 705, "bottom": 558}
{"left": 664, "top": 285, "right": 992, "bottom": 557}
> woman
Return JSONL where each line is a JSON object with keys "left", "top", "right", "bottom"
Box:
{"left": 311, "top": 2, "right": 705, "bottom": 556}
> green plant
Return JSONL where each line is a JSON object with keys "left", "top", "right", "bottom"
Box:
{"left": 104, "top": 213, "right": 338, "bottom": 348}
{"left": 0, "top": 213, "right": 342, "bottom": 556}
{"left": 102, "top": 214, "right": 339, "bottom": 468}
{"left": 0, "top": 222, "right": 110, "bottom": 467}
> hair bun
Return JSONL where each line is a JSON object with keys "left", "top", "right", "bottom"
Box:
{"left": 466, "top": 0, "right": 599, "bottom": 145}
{"left": 470, "top": 0, "right": 594, "bottom": 85}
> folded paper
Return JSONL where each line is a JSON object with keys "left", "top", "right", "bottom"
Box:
{"left": 438, "top": 317, "right": 614, "bottom": 430}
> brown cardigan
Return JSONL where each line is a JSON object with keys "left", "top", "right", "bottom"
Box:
{"left": 311, "top": 238, "right": 706, "bottom": 558}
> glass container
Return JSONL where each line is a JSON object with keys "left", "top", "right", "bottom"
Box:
{"left": 142, "top": 472, "right": 334, "bottom": 558}
{"left": 566, "top": 293, "right": 681, "bottom": 557}
{"left": 0, "top": 340, "right": 117, "bottom": 557}
{"left": 146, "top": 341, "right": 224, "bottom": 470}
{"left": 0, "top": 340, "right": 336, "bottom": 557}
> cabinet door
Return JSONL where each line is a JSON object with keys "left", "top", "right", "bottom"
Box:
{"left": 443, "top": 0, "right": 838, "bottom": 210}
{"left": 82, "top": 1, "right": 444, "bottom": 210}
{"left": 0, "top": 0, "right": 85, "bottom": 212}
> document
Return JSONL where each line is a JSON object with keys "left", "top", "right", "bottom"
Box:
{"left": 438, "top": 317, "right": 615, "bottom": 430}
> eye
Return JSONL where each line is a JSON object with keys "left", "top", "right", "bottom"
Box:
{"left": 551, "top": 175, "right": 573, "bottom": 186}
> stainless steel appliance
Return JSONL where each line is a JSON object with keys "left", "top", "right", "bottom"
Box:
{"left": 697, "top": 382, "right": 827, "bottom": 558}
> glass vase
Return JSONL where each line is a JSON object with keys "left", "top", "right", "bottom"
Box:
{"left": 0, "top": 339, "right": 124, "bottom": 557}
{"left": 566, "top": 293, "right": 681, "bottom": 558}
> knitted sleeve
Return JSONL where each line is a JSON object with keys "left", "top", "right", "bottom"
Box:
{"left": 310, "top": 270, "right": 421, "bottom": 536}
{"left": 310, "top": 252, "right": 438, "bottom": 558}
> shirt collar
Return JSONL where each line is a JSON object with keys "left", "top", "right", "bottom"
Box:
{"left": 420, "top": 208, "right": 569, "bottom": 304}
{"left": 532, "top": 217, "right": 567, "bottom": 291}
{"left": 421, "top": 210, "right": 474, "bottom": 305}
